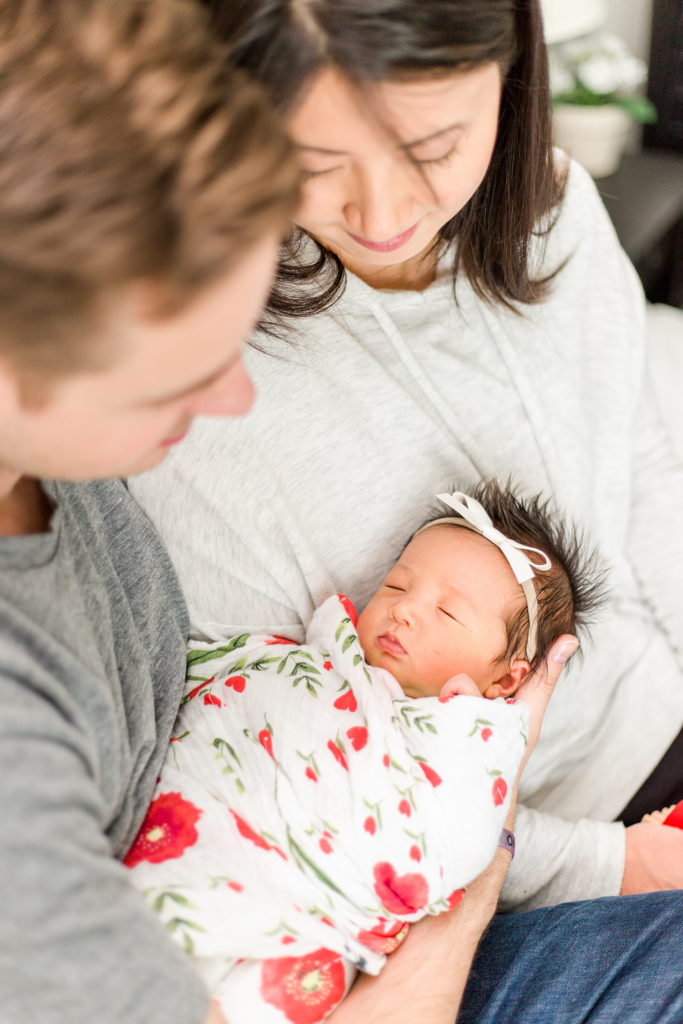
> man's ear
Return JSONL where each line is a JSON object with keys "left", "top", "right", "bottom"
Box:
{"left": 481, "top": 658, "right": 530, "bottom": 699}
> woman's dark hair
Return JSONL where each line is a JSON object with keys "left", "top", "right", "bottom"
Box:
{"left": 202, "top": 0, "right": 565, "bottom": 324}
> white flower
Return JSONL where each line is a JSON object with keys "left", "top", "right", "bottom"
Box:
{"left": 620, "top": 55, "right": 647, "bottom": 91}
{"left": 576, "top": 53, "right": 623, "bottom": 94}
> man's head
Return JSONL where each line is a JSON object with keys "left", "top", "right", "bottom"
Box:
{"left": 0, "top": 0, "right": 300, "bottom": 480}
{"left": 357, "top": 480, "right": 605, "bottom": 698}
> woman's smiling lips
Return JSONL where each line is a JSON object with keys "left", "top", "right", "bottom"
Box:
{"left": 347, "top": 222, "right": 419, "bottom": 253}
{"left": 377, "top": 632, "right": 407, "bottom": 656}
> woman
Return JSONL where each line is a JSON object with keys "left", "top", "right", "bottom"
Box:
{"left": 130, "top": 0, "right": 683, "bottom": 953}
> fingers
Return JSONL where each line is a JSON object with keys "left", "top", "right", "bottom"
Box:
{"left": 523, "top": 634, "right": 578, "bottom": 699}
{"left": 439, "top": 673, "right": 482, "bottom": 700}
{"left": 516, "top": 634, "right": 578, "bottom": 756}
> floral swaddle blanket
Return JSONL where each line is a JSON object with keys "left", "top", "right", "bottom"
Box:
{"left": 126, "top": 595, "right": 529, "bottom": 1023}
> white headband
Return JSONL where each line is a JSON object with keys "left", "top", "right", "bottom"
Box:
{"left": 415, "top": 491, "right": 553, "bottom": 661}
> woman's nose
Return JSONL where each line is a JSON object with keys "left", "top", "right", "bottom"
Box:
{"left": 342, "top": 162, "right": 419, "bottom": 242}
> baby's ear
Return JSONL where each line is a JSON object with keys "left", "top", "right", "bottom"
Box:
{"left": 482, "top": 659, "right": 530, "bottom": 700}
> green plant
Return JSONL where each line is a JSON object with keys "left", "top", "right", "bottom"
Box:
{"left": 549, "top": 32, "right": 656, "bottom": 123}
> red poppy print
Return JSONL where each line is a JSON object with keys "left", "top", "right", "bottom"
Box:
{"left": 230, "top": 810, "right": 287, "bottom": 860}
{"left": 327, "top": 739, "right": 349, "bottom": 771}
{"left": 418, "top": 762, "right": 442, "bottom": 788}
{"left": 319, "top": 837, "right": 333, "bottom": 854}
{"left": 492, "top": 776, "right": 508, "bottom": 807}
{"left": 357, "top": 920, "right": 409, "bottom": 954}
{"left": 373, "top": 862, "right": 429, "bottom": 915}
{"left": 124, "top": 792, "right": 201, "bottom": 867}
{"left": 346, "top": 726, "right": 368, "bottom": 751}
{"left": 265, "top": 635, "right": 297, "bottom": 645}
{"left": 203, "top": 693, "right": 221, "bottom": 707}
{"left": 336, "top": 594, "right": 357, "bottom": 626}
{"left": 225, "top": 675, "right": 246, "bottom": 692}
{"left": 398, "top": 799, "right": 411, "bottom": 817}
{"left": 323, "top": 661, "right": 333, "bottom": 671}
{"left": 259, "top": 728, "right": 274, "bottom": 758}
{"left": 364, "top": 816, "right": 377, "bottom": 836}
{"left": 333, "top": 688, "right": 357, "bottom": 712}
{"left": 305, "top": 766, "right": 318, "bottom": 783}
{"left": 481, "top": 727, "right": 492, "bottom": 742}
{"left": 260, "top": 947, "right": 346, "bottom": 1024}
{"left": 447, "top": 888, "right": 465, "bottom": 910}
{"left": 227, "top": 880, "right": 243, "bottom": 892}
{"left": 409, "top": 844, "right": 421, "bottom": 862}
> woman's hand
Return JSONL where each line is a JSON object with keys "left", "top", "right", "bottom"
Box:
{"left": 621, "top": 821, "right": 683, "bottom": 894}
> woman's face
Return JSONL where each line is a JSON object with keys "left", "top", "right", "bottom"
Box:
{"left": 288, "top": 63, "right": 502, "bottom": 289}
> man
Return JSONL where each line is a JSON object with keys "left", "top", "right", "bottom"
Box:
{"left": 0, "top": 3, "right": 680, "bottom": 1024}
{"left": 0, "top": 2, "right": 298, "bottom": 1021}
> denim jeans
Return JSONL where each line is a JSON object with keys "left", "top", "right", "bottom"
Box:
{"left": 458, "top": 891, "right": 683, "bottom": 1023}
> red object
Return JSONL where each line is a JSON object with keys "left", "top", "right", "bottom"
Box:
{"left": 357, "top": 920, "right": 409, "bottom": 954}
{"left": 230, "top": 810, "right": 287, "bottom": 859}
{"left": 492, "top": 776, "right": 508, "bottom": 806}
{"left": 124, "top": 792, "right": 201, "bottom": 867}
{"left": 203, "top": 693, "right": 221, "bottom": 706}
{"left": 260, "top": 948, "right": 346, "bottom": 1024}
{"left": 373, "top": 861, "right": 429, "bottom": 915}
{"left": 364, "top": 816, "right": 377, "bottom": 835}
{"left": 663, "top": 800, "right": 683, "bottom": 829}
{"left": 346, "top": 726, "right": 368, "bottom": 750}
{"left": 447, "top": 888, "right": 465, "bottom": 910}
{"left": 225, "top": 675, "right": 246, "bottom": 692}
{"left": 481, "top": 727, "right": 493, "bottom": 742}
{"left": 398, "top": 799, "right": 411, "bottom": 817}
{"left": 305, "top": 766, "right": 318, "bottom": 783}
{"left": 327, "top": 740, "right": 349, "bottom": 771}
{"left": 259, "top": 728, "right": 274, "bottom": 758}
{"left": 418, "top": 762, "right": 443, "bottom": 788}
{"left": 333, "top": 688, "right": 357, "bottom": 712}
{"left": 336, "top": 594, "right": 358, "bottom": 626}
{"left": 409, "top": 844, "right": 421, "bottom": 862}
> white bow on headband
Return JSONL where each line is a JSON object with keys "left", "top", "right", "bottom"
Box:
{"left": 417, "top": 491, "right": 553, "bottom": 662}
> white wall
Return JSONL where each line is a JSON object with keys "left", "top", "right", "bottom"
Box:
{"left": 602, "top": 0, "right": 653, "bottom": 61}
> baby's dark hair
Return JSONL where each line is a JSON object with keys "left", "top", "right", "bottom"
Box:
{"left": 426, "top": 479, "right": 607, "bottom": 672}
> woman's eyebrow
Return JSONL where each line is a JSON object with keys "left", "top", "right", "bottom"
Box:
{"left": 294, "top": 121, "right": 465, "bottom": 157}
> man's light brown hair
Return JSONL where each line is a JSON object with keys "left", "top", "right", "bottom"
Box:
{"left": 0, "top": 0, "right": 301, "bottom": 383}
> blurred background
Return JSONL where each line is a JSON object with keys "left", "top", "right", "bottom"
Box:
{"left": 543, "top": 0, "right": 682, "bottom": 309}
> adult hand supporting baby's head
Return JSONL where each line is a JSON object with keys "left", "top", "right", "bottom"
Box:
{"left": 516, "top": 635, "right": 579, "bottom": 774}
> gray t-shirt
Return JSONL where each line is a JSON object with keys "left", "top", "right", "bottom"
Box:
{"left": 0, "top": 480, "right": 208, "bottom": 1024}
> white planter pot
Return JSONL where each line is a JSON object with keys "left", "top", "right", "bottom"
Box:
{"left": 552, "top": 104, "right": 631, "bottom": 178}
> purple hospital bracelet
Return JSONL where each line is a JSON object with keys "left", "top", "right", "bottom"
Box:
{"left": 498, "top": 828, "right": 515, "bottom": 858}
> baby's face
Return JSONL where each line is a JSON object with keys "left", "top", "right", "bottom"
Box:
{"left": 357, "top": 525, "right": 525, "bottom": 698}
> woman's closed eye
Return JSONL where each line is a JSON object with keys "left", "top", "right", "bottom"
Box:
{"left": 300, "top": 165, "right": 340, "bottom": 181}
{"left": 384, "top": 583, "right": 405, "bottom": 592}
{"left": 414, "top": 144, "right": 459, "bottom": 170}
